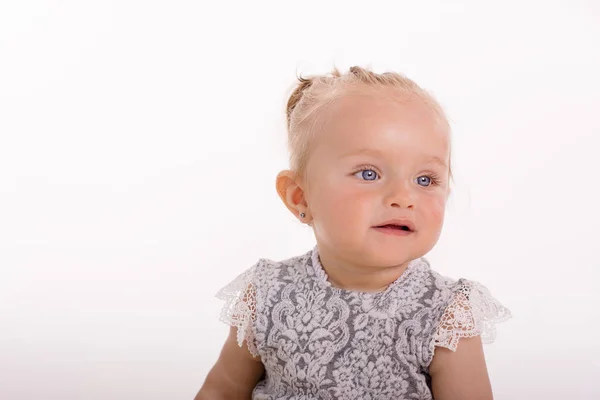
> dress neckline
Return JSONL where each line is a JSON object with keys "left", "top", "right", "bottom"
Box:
{"left": 308, "top": 246, "right": 428, "bottom": 297}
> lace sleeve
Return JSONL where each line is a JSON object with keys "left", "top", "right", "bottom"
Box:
{"left": 215, "top": 264, "right": 259, "bottom": 357}
{"left": 432, "top": 280, "right": 512, "bottom": 352}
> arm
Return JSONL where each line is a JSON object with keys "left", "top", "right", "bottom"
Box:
{"left": 429, "top": 335, "right": 493, "bottom": 400}
{"left": 194, "top": 326, "right": 264, "bottom": 400}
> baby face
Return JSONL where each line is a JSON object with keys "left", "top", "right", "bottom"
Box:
{"left": 304, "top": 89, "right": 451, "bottom": 268}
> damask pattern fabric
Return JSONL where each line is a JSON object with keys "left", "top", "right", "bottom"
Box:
{"left": 216, "top": 247, "right": 511, "bottom": 400}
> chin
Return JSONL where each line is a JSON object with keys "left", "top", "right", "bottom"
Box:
{"left": 380, "top": 253, "right": 417, "bottom": 268}
{"left": 359, "top": 245, "right": 418, "bottom": 268}
{"left": 382, "top": 238, "right": 436, "bottom": 263}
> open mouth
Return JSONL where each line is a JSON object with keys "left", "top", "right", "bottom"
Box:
{"left": 376, "top": 224, "right": 413, "bottom": 232}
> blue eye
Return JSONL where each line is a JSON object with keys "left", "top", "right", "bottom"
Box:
{"left": 355, "top": 169, "right": 379, "bottom": 181}
{"left": 416, "top": 176, "right": 432, "bottom": 186}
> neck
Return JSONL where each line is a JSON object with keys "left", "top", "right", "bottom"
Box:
{"left": 315, "top": 246, "right": 412, "bottom": 293}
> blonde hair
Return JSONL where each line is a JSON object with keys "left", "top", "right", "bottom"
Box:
{"left": 285, "top": 65, "right": 453, "bottom": 183}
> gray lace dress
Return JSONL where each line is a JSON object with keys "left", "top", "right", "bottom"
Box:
{"left": 217, "top": 247, "right": 511, "bottom": 400}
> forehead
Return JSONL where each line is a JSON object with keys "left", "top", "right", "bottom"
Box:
{"left": 314, "top": 89, "right": 450, "bottom": 161}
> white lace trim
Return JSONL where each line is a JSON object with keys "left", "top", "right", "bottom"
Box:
{"left": 215, "top": 265, "right": 259, "bottom": 357}
{"left": 432, "top": 280, "right": 512, "bottom": 352}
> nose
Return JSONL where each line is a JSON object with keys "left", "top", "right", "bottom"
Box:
{"left": 385, "top": 180, "right": 414, "bottom": 209}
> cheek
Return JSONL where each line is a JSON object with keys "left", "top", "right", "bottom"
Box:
{"left": 420, "top": 195, "right": 446, "bottom": 224}
{"left": 310, "top": 181, "right": 374, "bottom": 226}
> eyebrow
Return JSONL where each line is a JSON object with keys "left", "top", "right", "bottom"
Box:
{"left": 341, "top": 149, "right": 448, "bottom": 168}
{"left": 339, "top": 148, "right": 385, "bottom": 158}
{"left": 424, "top": 156, "right": 448, "bottom": 169}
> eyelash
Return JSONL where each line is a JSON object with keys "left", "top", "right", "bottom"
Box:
{"left": 352, "top": 165, "right": 442, "bottom": 186}
{"left": 352, "top": 165, "right": 381, "bottom": 179}
{"left": 421, "top": 173, "right": 441, "bottom": 186}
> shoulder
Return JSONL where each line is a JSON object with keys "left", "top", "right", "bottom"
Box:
{"left": 412, "top": 261, "right": 512, "bottom": 367}
{"left": 212, "top": 248, "right": 313, "bottom": 355}
{"left": 215, "top": 248, "right": 313, "bottom": 307}
{"left": 417, "top": 262, "right": 506, "bottom": 313}
{"left": 427, "top": 271, "right": 512, "bottom": 350}
{"left": 408, "top": 259, "right": 463, "bottom": 309}
{"left": 425, "top": 264, "right": 512, "bottom": 336}
{"left": 259, "top": 248, "right": 313, "bottom": 270}
{"left": 252, "top": 248, "right": 313, "bottom": 283}
{"left": 219, "top": 248, "right": 311, "bottom": 284}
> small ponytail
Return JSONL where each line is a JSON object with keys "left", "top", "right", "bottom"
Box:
{"left": 286, "top": 75, "right": 314, "bottom": 132}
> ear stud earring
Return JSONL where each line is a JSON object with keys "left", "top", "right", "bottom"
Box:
{"left": 300, "top": 212, "right": 306, "bottom": 218}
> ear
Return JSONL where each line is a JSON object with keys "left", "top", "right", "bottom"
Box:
{"left": 275, "top": 170, "right": 310, "bottom": 222}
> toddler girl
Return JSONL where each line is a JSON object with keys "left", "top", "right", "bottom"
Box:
{"left": 195, "top": 66, "right": 511, "bottom": 400}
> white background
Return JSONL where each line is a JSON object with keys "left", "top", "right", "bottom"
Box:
{"left": 1, "top": 1, "right": 599, "bottom": 399}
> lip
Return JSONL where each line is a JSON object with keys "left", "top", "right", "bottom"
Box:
{"left": 373, "top": 219, "right": 416, "bottom": 233}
